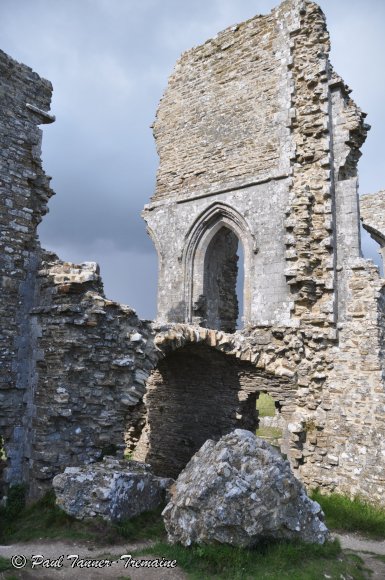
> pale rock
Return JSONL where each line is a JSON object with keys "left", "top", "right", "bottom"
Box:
{"left": 163, "top": 430, "right": 329, "bottom": 547}
{"left": 53, "top": 457, "right": 173, "bottom": 522}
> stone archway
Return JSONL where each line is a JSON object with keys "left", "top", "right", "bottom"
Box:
{"left": 202, "top": 225, "right": 241, "bottom": 332}
{"left": 133, "top": 336, "right": 296, "bottom": 479}
{"left": 182, "top": 202, "right": 256, "bottom": 328}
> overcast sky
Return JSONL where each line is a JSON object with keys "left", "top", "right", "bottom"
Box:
{"left": 1, "top": 0, "right": 384, "bottom": 320}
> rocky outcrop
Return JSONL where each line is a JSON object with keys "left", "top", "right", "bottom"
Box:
{"left": 53, "top": 458, "right": 173, "bottom": 522}
{"left": 162, "top": 430, "right": 329, "bottom": 546}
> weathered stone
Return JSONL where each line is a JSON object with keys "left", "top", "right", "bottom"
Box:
{"left": 360, "top": 190, "right": 385, "bottom": 271}
{"left": 1, "top": 0, "right": 385, "bottom": 513}
{"left": 162, "top": 430, "right": 329, "bottom": 546}
{"left": 53, "top": 457, "right": 173, "bottom": 522}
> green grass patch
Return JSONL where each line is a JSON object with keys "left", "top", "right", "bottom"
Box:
{"left": 255, "top": 426, "right": 282, "bottom": 446}
{"left": 139, "top": 539, "right": 366, "bottom": 579}
{"left": 114, "top": 506, "right": 166, "bottom": 541}
{"left": 0, "top": 488, "right": 166, "bottom": 545}
{"left": 256, "top": 393, "right": 276, "bottom": 417}
{"left": 2, "top": 484, "right": 381, "bottom": 578}
{"left": 1, "top": 484, "right": 26, "bottom": 519}
{"left": 0, "top": 556, "right": 12, "bottom": 572}
{"left": 312, "top": 490, "right": 385, "bottom": 539}
{"left": 0, "top": 490, "right": 107, "bottom": 544}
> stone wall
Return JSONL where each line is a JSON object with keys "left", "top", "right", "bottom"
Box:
{"left": 27, "top": 253, "right": 156, "bottom": 497}
{"left": 143, "top": 0, "right": 368, "bottom": 331}
{"left": 141, "top": 0, "right": 385, "bottom": 505}
{"left": 133, "top": 342, "right": 293, "bottom": 478}
{"left": 300, "top": 259, "right": 385, "bottom": 501}
{"left": 0, "top": 49, "right": 54, "bottom": 488}
{"left": 284, "top": 0, "right": 333, "bottom": 325}
{"left": 143, "top": 179, "right": 292, "bottom": 327}
{"left": 360, "top": 191, "right": 385, "bottom": 270}
{"left": 151, "top": 2, "right": 292, "bottom": 200}
{"left": 2, "top": 0, "right": 385, "bottom": 508}
{"left": 145, "top": 324, "right": 329, "bottom": 479}
{"left": 143, "top": 0, "right": 298, "bottom": 328}
{"left": 360, "top": 191, "right": 385, "bottom": 242}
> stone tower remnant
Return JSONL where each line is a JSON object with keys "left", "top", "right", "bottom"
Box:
{"left": 143, "top": 0, "right": 367, "bottom": 334}
{"left": 1, "top": 0, "right": 385, "bottom": 505}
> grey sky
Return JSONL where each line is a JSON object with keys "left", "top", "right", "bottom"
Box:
{"left": 1, "top": 0, "right": 384, "bottom": 319}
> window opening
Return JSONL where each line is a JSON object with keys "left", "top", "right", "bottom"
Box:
{"left": 202, "top": 226, "right": 244, "bottom": 332}
{"left": 256, "top": 393, "right": 284, "bottom": 449}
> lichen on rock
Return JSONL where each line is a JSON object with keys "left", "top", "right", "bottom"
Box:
{"left": 163, "top": 429, "right": 329, "bottom": 546}
{"left": 53, "top": 457, "right": 173, "bottom": 522}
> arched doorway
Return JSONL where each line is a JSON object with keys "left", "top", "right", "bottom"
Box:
{"left": 201, "top": 226, "right": 244, "bottom": 332}
{"left": 183, "top": 202, "right": 254, "bottom": 331}
{"left": 133, "top": 343, "right": 295, "bottom": 479}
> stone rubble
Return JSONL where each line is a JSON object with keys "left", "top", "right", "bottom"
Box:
{"left": 53, "top": 457, "right": 173, "bottom": 522}
{"left": 1, "top": 0, "right": 385, "bottom": 512}
{"left": 162, "top": 430, "right": 330, "bottom": 546}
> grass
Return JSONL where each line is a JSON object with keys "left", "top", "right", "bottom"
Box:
{"left": 114, "top": 506, "right": 166, "bottom": 541}
{"left": 139, "top": 539, "right": 366, "bottom": 580}
{"left": 0, "top": 556, "right": 12, "bottom": 572}
{"left": 0, "top": 483, "right": 382, "bottom": 579}
{"left": 312, "top": 490, "right": 385, "bottom": 539}
{"left": 0, "top": 487, "right": 166, "bottom": 545}
{"left": 256, "top": 393, "right": 276, "bottom": 417}
{"left": 255, "top": 426, "right": 282, "bottom": 448}
{"left": 0, "top": 488, "right": 107, "bottom": 544}
{"left": 255, "top": 393, "right": 282, "bottom": 448}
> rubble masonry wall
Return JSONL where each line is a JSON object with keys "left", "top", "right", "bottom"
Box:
{"left": 1, "top": 1, "right": 385, "bottom": 506}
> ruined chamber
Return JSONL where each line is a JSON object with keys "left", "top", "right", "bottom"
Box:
{"left": 1, "top": 0, "right": 385, "bottom": 504}
{"left": 141, "top": 0, "right": 385, "bottom": 501}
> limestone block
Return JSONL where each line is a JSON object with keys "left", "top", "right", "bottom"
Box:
{"left": 163, "top": 430, "right": 329, "bottom": 546}
{"left": 53, "top": 458, "right": 173, "bottom": 522}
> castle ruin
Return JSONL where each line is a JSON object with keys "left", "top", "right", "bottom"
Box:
{"left": 1, "top": 0, "right": 385, "bottom": 504}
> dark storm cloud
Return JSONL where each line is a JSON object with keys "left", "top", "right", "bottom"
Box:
{"left": 1, "top": 0, "right": 384, "bottom": 317}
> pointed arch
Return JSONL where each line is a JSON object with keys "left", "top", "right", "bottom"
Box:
{"left": 182, "top": 202, "right": 257, "bottom": 328}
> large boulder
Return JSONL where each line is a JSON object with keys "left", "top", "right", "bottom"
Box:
{"left": 162, "top": 430, "right": 329, "bottom": 546}
{"left": 53, "top": 457, "right": 173, "bottom": 522}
